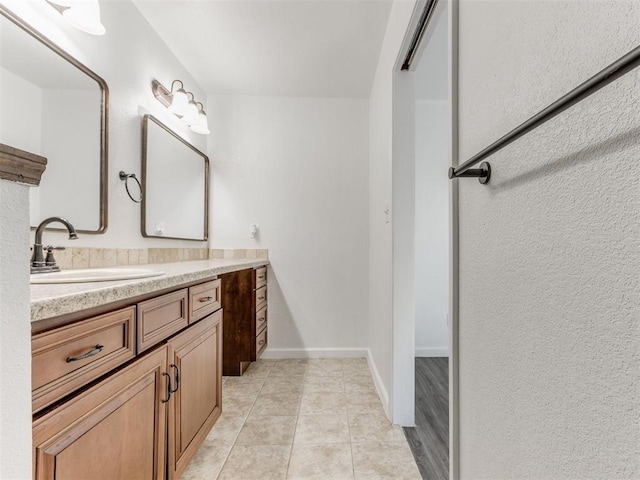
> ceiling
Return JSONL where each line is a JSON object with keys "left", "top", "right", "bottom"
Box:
{"left": 131, "top": 0, "right": 393, "bottom": 98}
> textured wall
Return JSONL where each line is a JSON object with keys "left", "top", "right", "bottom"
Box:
{"left": 458, "top": 1, "right": 640, "bottom": 477}
{"left": 0, "top": 181, "right": 32, "bottom": 479}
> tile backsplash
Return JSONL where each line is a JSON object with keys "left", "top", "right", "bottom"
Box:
{"left": 42, "top": 248, "right": 268, "bottom": 270}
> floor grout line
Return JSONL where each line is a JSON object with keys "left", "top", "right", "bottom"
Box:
{"left": 284, "top": 361, "right": 308, "bottom": 479}
{"left": 191, "top": 358, "right": 419, "bottom": 480}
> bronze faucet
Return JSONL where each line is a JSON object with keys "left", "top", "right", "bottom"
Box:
{"left": 30, "top": 217, "right": 78, "bottom": 273}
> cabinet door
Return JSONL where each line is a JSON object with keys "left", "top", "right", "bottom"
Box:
{"left": 32, "top": 346, "right": 169, "bottom": 480}
{"left": 221, "top": 269, "right": 253, "bottom": 375}
{"left": 167, "top": 309, "right": 223, "bottom": 480}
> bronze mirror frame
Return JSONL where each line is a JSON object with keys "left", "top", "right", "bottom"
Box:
{"left": 141, "top": 114, "right": 209, "bottom": 241}
{"left": 0, "top": 5, "right": 109, "bottom": 233}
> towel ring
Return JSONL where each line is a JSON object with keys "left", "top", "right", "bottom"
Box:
{"left": 119, "top": 171, "right": 143, "bottom": 203}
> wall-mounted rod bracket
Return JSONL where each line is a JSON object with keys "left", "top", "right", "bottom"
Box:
{"left": 448, "top": 162, "right": 491, "bottom": 184}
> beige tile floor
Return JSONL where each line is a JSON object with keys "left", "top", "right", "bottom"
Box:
{"left": 182, "top": 358, "right": 421, "bottom": 480}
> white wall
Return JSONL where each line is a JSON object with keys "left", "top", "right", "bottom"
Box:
{"left": 1, "top": 0, "right": 208, "bottom": 248}
{"left": 208, "top": 95, "right": 370, "bottom": 356}
{"left": 414, "top": 100, "right": 449, "bottom": 357}
{"left": 457, "top": 1, "right": 640, "bottom": 477}
{"left": 368, "top": 0, "right": 418, "bottom": 417}
{"left": 0, "top": 180, "right": 32, "bottom": 480}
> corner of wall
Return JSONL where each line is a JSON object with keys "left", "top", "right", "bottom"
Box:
{"left": 367, "top": 348, "right": 390, "bottom": 418}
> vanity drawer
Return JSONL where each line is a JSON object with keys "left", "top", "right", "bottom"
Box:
{"left": 256, "top": 305, "right": 267, "bottom": 336}
{"left": 256, "top": 327, "right": 268, "bottom": 359}
{"left": 137, "top": 289, "right": 189, "bottom": 353}
{"left": 255, "top": 286, "right": 267, "bottom": 311}
{"left": 32, "top": 306, "right": 136, "bottom": 413}
{"left": 255, "top": 267, "right": 267, "bottom": 289}
{"left": 190, "top": 279, "right": 221, "bottom": 323}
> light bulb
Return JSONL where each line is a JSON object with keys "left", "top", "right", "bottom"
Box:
{"left": 183, "top": 100, "right": 199, "bottom": 126}
{"left": 169, "top": 88, "right": 189, "bottom": 117}
{"left": 190, "top": 110, "right": 210, "bottom": 135}
{"left": 62, "top": 0, "right": 106, "bottom": 36}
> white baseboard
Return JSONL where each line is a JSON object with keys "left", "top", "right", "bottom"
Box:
{"left": 415, "top": 347, "right": 449, "bottom": 357}
{"left": 260, "top": 348, "right": 368, "bottom": 359}
{"left": 367, "top": 349, "right": 390, "bottom": 418}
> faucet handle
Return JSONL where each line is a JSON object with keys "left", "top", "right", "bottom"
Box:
{"left": 44, "top": 246, "right": 65, "bottom": 266}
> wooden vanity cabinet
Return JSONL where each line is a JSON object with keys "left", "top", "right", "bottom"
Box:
{"left": 167, "top": 310, "right": 222, "bottom": 480}
{"left": 32, "top": 346, "right": 169, "bottom": 480}
{"left": 221, "top": 267, "right": 268, "bottom": 375}
{"left": 31, "top": 307, "right": 136, "bottom": 414}
{"left": 32, "top": 277, "right": 224, "bottom": 480}
{"left": 137, "top": 289, "right": 189, "bottom": 354}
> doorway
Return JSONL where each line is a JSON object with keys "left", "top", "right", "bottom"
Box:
{"left": 391, "top": 0, "right": 456, "bottom": 478}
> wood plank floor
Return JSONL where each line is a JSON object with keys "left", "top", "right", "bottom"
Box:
{"left": 404, "top": 357, "right": 449, "bottom": 480}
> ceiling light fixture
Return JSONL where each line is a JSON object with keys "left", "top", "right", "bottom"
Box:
{"left": 46, "top": 0, "right": 106, "bottom": 36}
{"left": 152, "top": 79, "right": 210, "bottom": 135}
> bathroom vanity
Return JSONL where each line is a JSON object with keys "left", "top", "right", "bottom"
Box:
{"left": 30, "top": 258, "right": 268, "bottom": 480}
{"left": 221, "top": 266, "right": 268, "bottom": 375}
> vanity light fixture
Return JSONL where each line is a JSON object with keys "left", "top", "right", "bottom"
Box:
{"left": 152, "top": 79, "right": 210, "bottom": 135}
{"left": 183, "top": 92, "right": 200, "bottom": 126}
{"left": 167, "top": 80, "right": 189, "bottom": 117}
{"left": 46, "top": 0, "right": 106, "bottom": 36}
{"left": 191, "top": 103, "right": 211, "bottom": 135}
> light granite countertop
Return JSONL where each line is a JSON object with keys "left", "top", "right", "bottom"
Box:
{"left": 31, "top": 258, "right": 269, "bottom": 322}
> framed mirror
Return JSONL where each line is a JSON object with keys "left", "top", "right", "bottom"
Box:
{"left": 142, "top": 115, "right": 209, "bottom": 241}
{"left": 0, "top": 6, "right": 108, "bottom": 233}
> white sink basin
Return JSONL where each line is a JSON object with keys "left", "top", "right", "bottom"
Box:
{"left": 30, "top": 267, "right": 165, "bottom": 284}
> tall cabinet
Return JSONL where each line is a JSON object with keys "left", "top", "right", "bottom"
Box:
{"left": 221, "top": 266, "right": 268, "bottom": 375}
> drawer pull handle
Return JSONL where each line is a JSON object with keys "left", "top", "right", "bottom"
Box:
{"left": 66, "top": 344, "right": 104, "bottom": 363}
{"left": 258, "top": 275, "right": 265, "bottom": 280}
{"left": 258, "top": 295, "right": 265, "bottom": 301}
{"left": 199, "top": 296, "right": 213, "bottom": 303}
{"left": 258, "top": 340, "right": 266, "bottom": 346}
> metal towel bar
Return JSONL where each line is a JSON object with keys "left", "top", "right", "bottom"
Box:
{"left": 450, "top": 45, "right": 640, "bottom": 184}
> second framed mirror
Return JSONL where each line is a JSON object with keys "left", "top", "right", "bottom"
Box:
{"left": 141, "top": 115, "right": 209, "bottom": 241}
